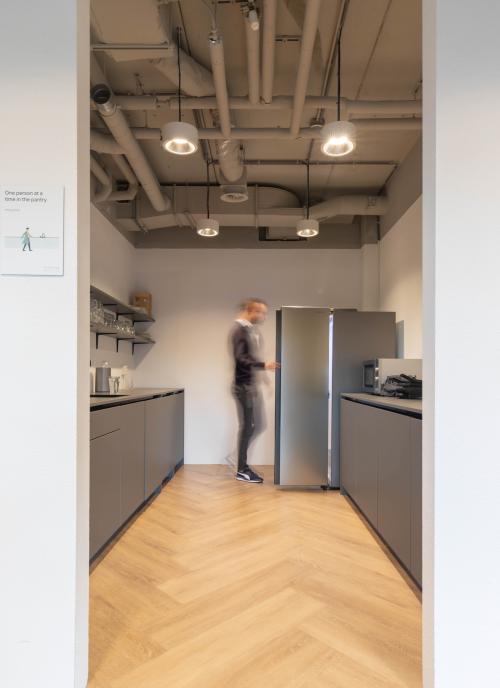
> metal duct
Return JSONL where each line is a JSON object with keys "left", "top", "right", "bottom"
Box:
{"left": 245, "top": 13, "right": 260, "bottom": 105}
{"left": 261, "top": 0, "right": 278, "bottom": 103}
{"left": 209, "top": 33, "right": 231, "bottom": 138}
{"left": 91, "top": 84, "right": 169, "bottom": 212}
{"left": 309, "top": 195, "right": 388, "bottom": 222}
{"left": 290, "top": 0, "right": 323, "bottom": 136}
{"left": 90, "top": 130, "right": 124, "bottom": 154}
{"left": 217, "top": 140, "right": 244, "bottom": 183}
{"left": 107, "top": 155, "right": 139, "bottom": 201}
{"left": 130, "top": 186, "right": 388, "bottom": 231}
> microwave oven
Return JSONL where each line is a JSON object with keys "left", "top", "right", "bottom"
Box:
{"left": 363, "top": 358, "right": 422, "bottom": 395}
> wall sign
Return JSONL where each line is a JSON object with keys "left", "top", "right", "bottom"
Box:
{"left": 0, "top": 186, "right": 64, "bottom": 276}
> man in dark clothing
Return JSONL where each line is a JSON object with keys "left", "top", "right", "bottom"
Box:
{"left": 230, "top": 298, "right": 279, "bottom": 483}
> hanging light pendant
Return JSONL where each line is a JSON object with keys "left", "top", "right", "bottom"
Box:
{"left": 297, "top": 162, "right": 319, "bottom": 238}
{"left": 321, "top": 25, "right": 355, "bottom": 158}
{"left": 162, "top": 28, "right": 199, "bottom": 156}
{"left": 197, "top": 161, "right": 220, "bottom": 237}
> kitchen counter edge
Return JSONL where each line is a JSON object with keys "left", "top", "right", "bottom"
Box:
{"left": 90, "top": 387, "right": 184, "bottom": 411}
{"left": 341, "top": 393, "right": 422, "bottom": 418}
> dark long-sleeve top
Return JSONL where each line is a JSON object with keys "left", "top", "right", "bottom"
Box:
{"left": 231, "top": 321, "right": 265, "bottom": 386}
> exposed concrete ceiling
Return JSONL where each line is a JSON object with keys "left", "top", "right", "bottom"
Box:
{"left": 90, "top": 0, "right": 422, "bottom": 244}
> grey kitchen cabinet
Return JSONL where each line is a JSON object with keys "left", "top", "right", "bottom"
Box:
{"left": 173, "top": 392, "right": 185, "bottom": 466}
{"left": 118, "top": 401, "right": 146, "bottom": 522}
{"left": 89, "top": 430, "right": 122, "bottom": 558}
{"left": 145, "top": 394, "right": 178, "bottom": 496}
{"left": 378, "top": 412, "right": 412, "bottom": 571}
{"left": 354, "top": 403, "right": 383, "bottom": 528}
{"left": 410, "top": 418, "right": 423, "bottom": 585}
{"left": 340, "top": 397, "right": 422, "bottom": 587}
{"left": 340, "top": 399, "right": 358, "bottom": 497}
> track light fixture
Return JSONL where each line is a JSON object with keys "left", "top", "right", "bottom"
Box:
{"left": 320, "top": 25, "right": 356, "bottom": 158}
{"left": 297, "top": 162, "right": 319, "bottom": 238}
{"left": 162, "top": 27, "right": 199, "bottom": 156}
{"left": 197, "top": 161, "right": 220, "bottom": 238}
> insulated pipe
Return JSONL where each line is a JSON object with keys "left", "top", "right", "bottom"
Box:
{"left": 245, "top": 15, "right": 260, "bottom": 105}
{"left": 261, "top": 0, "right": 277, "bottom": 103}
{"left": 125, "top": 118, "right": 421, "bottom": 141}
{"left": 289, "top": 0, "right": 323, "bottom": 137}
{"left": 91, "top": 85, "right": 168, "bottom": 212}
{"left": 309, "top": 194, "right": 388, "bottom": 221}
{"left": 91, "top": 157, "right": 113, "bottom": 202}
{"left": 208, "top": 34, "right": 232, "bottom": 138}
{"left": 217, "top": 140, "right": 244, "bottom": 182}
{"left": 108, "top": 155, "right": 139, "bottom": 201}
{"left": 101, "top": 95, "right": 423, "bottom": 115}
{"left": 90, "top": 130, "right": 124, "bottom": 154}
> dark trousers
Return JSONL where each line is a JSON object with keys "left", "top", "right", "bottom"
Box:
{"left": 233, "top": 384, "right": 264, "bottom": 472}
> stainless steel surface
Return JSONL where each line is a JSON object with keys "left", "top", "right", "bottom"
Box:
{"left": 276, "top": 307, "right": 330, "bottom": 487}
{"left": 362, "top": 358, "right": 423, "bottom": 394}
{"left": 95, "top": 364, "right": 111, "bottom": 393}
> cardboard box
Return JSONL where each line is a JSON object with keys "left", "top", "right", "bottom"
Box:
{"left": 133, "top": 292, "right": 152, "bottom": 318}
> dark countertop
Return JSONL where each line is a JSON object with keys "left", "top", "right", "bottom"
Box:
{"left": 341, "top": 392, "right": 422, "bottom": 418}
{"left": 90, "top": 387, "right": 184, "bottom": 410}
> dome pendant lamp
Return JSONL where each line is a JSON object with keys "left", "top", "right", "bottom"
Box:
{"left": 297, "top": 162, "right": 319, "bottom": 238}
{"left": 197, "top": 161, "right": 220, "bottom": 237}
{"left": 162, "top": 28, "right": 199, "bottom": 155}
{"left": 321, "top": 26, "right": 356, "bottom": 158}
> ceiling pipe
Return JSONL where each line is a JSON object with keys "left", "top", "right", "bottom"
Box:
{"left": 91, "top": 84, "right": 169, "bottom": 213}
{"left": 107, "top": 155, "right": 139, "bottom": 201}
{"left": 120, "top": 117, "right": 421, "bottom": 141}
{"left": 98, "top": 95, "right": 423, "bottom": 115}
{"left": 261, "top": 0, "right": 278, "bottom": 103}
{"left": 91, "top": 157, "right": 113, "bottom": 202}
{"left": 245, "top": 12, "right": 260, "bottom": 105}
{"left": 208, "top": 32, "right": 232, "bottom": 138}
{"left": 90, "top": 130, "right": 124, "bottom": 154}
{"left": 289, "top": 0, "right": 323, "bottom": 137}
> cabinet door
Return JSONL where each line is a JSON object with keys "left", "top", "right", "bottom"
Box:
{"left": 90, "top": 430, "right": 121, "bottom": 558}
{"left": 340, "top": 399, "right": 358, "bottom": 497}
{"left": 410, "top": 418, "right": 422, "bottom": 585}
{"left": 173, "top": 392, "right": 184, "bottom": 467}
{"left": 119, "top": 402, "right": 145, "bottom": 522}
{"left": 145, "top": 396, "right": 175, "bottom": 495}
{"left": 378, "top": 412, "right": 412, "bottom": 570}
{"left": 354, "top": 403, "right": 382, "bottom": 527}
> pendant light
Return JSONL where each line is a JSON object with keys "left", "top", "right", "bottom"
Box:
{"left": 197, "top": 161, "right": 220, "bottom": 237}
{"left": 162, "top": 28, "right": 199, "bottom": 155}
{"left": 297, "top": 161, "right": 319, "bottom": 238}
{"left": 321, "top": 26, "right": 356, "bottom": 157}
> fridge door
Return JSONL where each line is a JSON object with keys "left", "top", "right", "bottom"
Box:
{"left": 275, "top": 307, "right": 330, "bottom": 486}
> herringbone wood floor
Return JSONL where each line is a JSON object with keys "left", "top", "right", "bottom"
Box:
{"left": 89, "top": 465, "right": 422, "bottom": 687}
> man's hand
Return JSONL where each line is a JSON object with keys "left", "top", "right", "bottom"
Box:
{"left": 265, "top": 361, "right": 280, "bottom": 371}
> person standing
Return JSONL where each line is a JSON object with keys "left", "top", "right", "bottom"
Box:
{"left": 21, "top": 227, "right": 32, "bottom": 252}
{"left": 230, "top": 298, "right": 279, "bottom": 483}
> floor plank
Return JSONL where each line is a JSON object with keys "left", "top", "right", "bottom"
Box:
{"left": 89, "top": 465, "right": 422, "bottom": 687}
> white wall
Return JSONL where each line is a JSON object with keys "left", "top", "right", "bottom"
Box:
{"left": 379, "top": 196, "right": 422, "bottom": 357}
{"left": 90, "top": 205, "right": 135, "bottom": 303}
{"left": 0, "top": 1, "right": 89, "bottom": 686}
{"left": 90, "top": 205, "right": 136, "bottom": 378}
{"left": 423, "top": 1, "right": 500, "bottom": 685}
{"left": 133, "top": 248, "right": 362, "bottom": 466}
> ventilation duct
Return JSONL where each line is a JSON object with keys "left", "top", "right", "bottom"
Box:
{"left": 124, "top": 186, "right": 387, "bottom": 232}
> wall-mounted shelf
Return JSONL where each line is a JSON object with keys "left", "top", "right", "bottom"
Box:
{"left": 90, "top": 286, "right": 155, "bottom": 353}
{"left": 90, "top": 285, "right": 155, "bottom": 323}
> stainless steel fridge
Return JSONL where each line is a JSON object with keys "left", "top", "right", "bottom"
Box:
{"left": 274, "top": 308, "right": 396, "bottom": 488}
